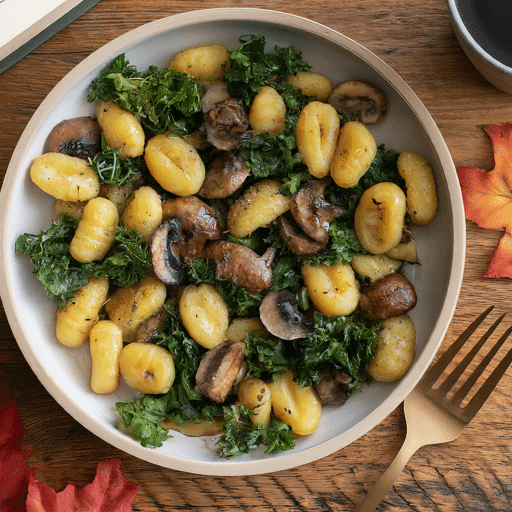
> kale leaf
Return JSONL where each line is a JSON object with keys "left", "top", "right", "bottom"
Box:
{"left": 16, "top": 214, "right": 151, "bottom": 307}
{"left": 225, "top": 34, "right": 311, "bottom": 106}
{"left": 244, "top": 333, "right": 290, "bottom": 381}
{"left": 305, "top": 219, "right": 364, "bottom": 267}
{"left": 15, "top": 214, "right": 94, "bottom": 308}
{"left": 217, "top": 403, "right": 295, "bottom": 458}
{"left": 95, "top": 225, "right": 151, "bottom": 288}
{"left": 292, "top": 312, "right": 378, "bottom": 392}
{"left": 115, "top": 394, "right": 173, "bottom": 448}
{"left": 89, "top": 54, "right": 202, "bottom": 136}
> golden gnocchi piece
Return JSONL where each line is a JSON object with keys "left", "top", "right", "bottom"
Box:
{"left": 302, "top": 261, "right": 360, "bottom": 317}
{"left": 170, "top": 44, "right": 230, "bottom": 82}
{"left": 227, "top": 179, "right": 291, "bottom": 238}
{"left": 238, "top": 377, "right": 272, "bottom": 426}
{"left": 330, "top": 121, "right": 377, "bottom": 188}
{"left": 105, "top": 276, "right": 167, "bottom": 343}
{"left": 70, "top": 197, "right": 119, "bottom": 263}
{"left": 54, "top": 199, "right": 86, "bottom": 221}
{"left": 368, "top": 314, "right": 416, "bottom": 382}
{"left": 225, "top": 317, "right": 268, "bottom": 342}
{"left": 268, "top": 371, "right": 322, "bottom": 436}
{"left": 89, "top": 320, "right": 123, "bottom": 394}
{"left": 100, "top": 176, "right": 142, "bottom": 216}
{"left": 354, "top": 182, "right": 407, "bottom": 254}
{"left": 120, "top": 185, "right": 162, "bottom": 244}
{"left": 386, "top": 239, "right": 419, "bottom": 263}
{"left": 350, "top": 253, "right": 402, "bottom": 282}
{"left": 249, "top": 86, "right": 286, "bottom": 137}
{"left": 397, "top": 151, "right": 438, "bottom": 226}
{"left": 286, "top": 71, "right": 333, "bottom": 102}
{"left": 119, "top": 342, "right": 175, "bottom": 394}
{"left": 144, "top": 133, "right": 205, "bottom": 196}
{"left": 30, "top": 153, "right": 100, "bottom": 202}
{"left": 96, "top": 101, "right": 145, "bottom": 158}
{"left": 295, "top": 101, "right": 340, "bottom": 178}
{"left": 179, "top": 284, "right": 229, "bottom": 349}
{"left": 56, "top": 277, "right": 109, "bottom": 347}
{"left": 159, "top": 417, "right": 224, "bottom": 437}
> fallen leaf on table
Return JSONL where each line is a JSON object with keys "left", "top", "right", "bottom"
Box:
{"left": 0, "top": 377, "right": 138, "bottom": 512}
{"left": 0, "top": 400, "right": 32, "bottom": 512}
{"left": 457, "top": 122, "right": 512, "bottom": 278}
{"left": 26, "top": 459, "right": 139, "bottom": 512}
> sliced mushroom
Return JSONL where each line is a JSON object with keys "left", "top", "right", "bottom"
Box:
{"left": 203, "top": 241, "right": 276, "bottom": 295}
{"left": 150, "top": 218, "right": 185, "bottom": 286}
{"left": 327, "top": 80, "right": 387, "bottom": 125}
{"left": 43, "top": 116, "right": 102, "bottom": 160}
{"left": 196, "top": 340, "right": 246, "bottom": 403}
{"left": 277, "top": 214, "right": 327, "bottom": 255}
{"left": 197, "top": 152, "right": 251, "bottom": 199}
{"left": 314, "top": 370, "right": 350, "bottom": 405}
{"left": 204, "top": 97, "right": 250, "bottom": 151}
{"left": 201, "top": 82, "right": 232, "bottom": 113}
{"left": 135, "top": 308, "right": 167, "bottom": 343}
{"left": 259, "top": 290, "right": 312, "bottom": 340}
{"left": 290, "top": 177, "right": 345, "bottom": 244}
{"left": 358, "top": 273, "right": 417, "bottom": 321}
{"left": 161, "top": 196, "right": 222, "bottom": 260}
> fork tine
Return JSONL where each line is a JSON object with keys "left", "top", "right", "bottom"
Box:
{"left": 424, "top": 306, "right": 494, "bottom": 385}
{"left": 459, "top": 340, "right": 512, "bottom": 422}
{"left": 450, "top": 324, "right": 512, "bottom": 408}
{"left": 433, "top": 312, "right": 506, "bottom": 396}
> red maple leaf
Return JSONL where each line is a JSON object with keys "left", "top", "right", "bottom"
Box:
{"left": 26, "top": 459, "right": 138, "bottom": 512}
{"left": 0, "top": 378, "right": 138, "bottom": 512}
{"left": 457, "top": 122, "right": 512, "bottom": 278}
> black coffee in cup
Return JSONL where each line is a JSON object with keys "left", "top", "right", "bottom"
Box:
{"left": 458, "top": 0, "right": 512, "bottom": 67}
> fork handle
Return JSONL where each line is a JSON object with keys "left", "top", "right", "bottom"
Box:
{"left": 354, "top": 434, "right": 423, "bottom": 512}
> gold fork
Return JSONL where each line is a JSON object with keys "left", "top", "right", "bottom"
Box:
{"left": 355, "top": 306, "right": 512, "bottom": 512}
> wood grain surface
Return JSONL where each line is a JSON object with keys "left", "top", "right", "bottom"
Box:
{"left": 2, "top": 0, "right": 512, "bottom": 510}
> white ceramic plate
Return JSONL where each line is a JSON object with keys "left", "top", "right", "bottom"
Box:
{"left": 0, "top": 8, "right": 465, "bottom": 475}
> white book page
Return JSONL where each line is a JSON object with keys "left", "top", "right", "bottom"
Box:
{"left": 0, "top": 0, "right": 81, "bottom": 49}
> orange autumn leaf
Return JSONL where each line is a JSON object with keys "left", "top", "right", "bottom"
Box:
{"left": 457, "top": 122, "right": 512, "bottom": 278}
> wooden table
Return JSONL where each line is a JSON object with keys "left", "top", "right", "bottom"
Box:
{"left": 1, "top": 0, "right": 512, "bottom": 510}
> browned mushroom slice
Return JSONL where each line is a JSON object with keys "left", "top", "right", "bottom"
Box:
{"left": 327, "top": 80, "right": 387, "bottom": 125}
{"left": 161, "top": 196, "right": 222, "bottom": 260}
{"left": 135, "top": 308, "right": 167, "bottom": 343}
{"left": 204, "top": 241, "right": 276, "bottom": 295}
{"left": 196, "top": 340, "right": 246, "bottom": 403}
{"left": 43, "top": 116, "right": 102, "bottom": 160}
{"left": 314, "top": 370, "right": 350, "bottom": 405}
{"left": 197, "top": 153, "right": 251, "bottom": 199}
{"left": 200, "top": 82, "right": 232, "bottom": 113}
{"left": 204, "top": 97, "right": 249, "bottom": 151}
{"left": 290, "top": 177, "right": 345, "bottom": 244}
{"left": 259, "top": 290, "right": 312, "bottom": 340}
{"left": 277, "top": 214, "right": 327, "bottom": 256}
{"left": 150, "top": 218, "right": 185, "bottom": 286}
{"left": 358, "top": 273, "right": 417, "bottom": 321}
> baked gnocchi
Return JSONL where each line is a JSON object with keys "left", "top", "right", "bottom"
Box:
{"left": 16, "top": 33, "right": 440, "bottom": 458}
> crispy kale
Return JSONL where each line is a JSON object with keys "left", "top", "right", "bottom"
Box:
{"left": 16, "top": 214, "right": 151, "bottom": 307}
{"left": 88, "top": 53, "right": 202, "bottom": 136}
